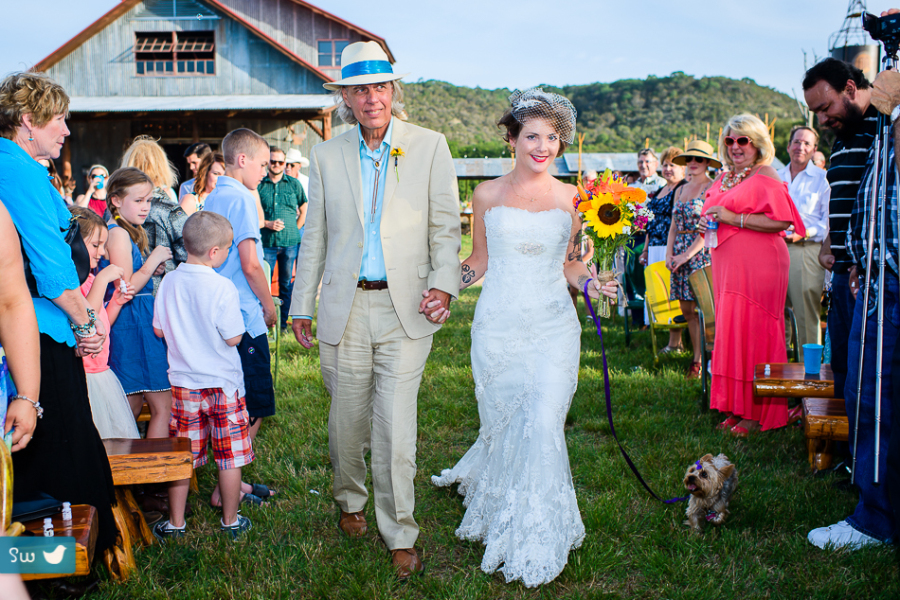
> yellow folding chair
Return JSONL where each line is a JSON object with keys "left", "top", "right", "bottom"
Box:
{"left": 643, "top": 261, "right": 689, "bottom": 363}
{"left": 689, "top": 265, "right": 715, "bottom": 400}
{"left": 262, "top": 260, "right": 282, "bottom": 389}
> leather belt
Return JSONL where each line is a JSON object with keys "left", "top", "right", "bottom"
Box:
{"left": 357, "top": 280, "right": 388, "bottom": 290}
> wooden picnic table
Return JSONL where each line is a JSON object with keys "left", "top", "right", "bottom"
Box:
{"left": 102, "top": 437, "right": 193, "bottom": 580}
{"left": 104, "top": 437, "right": 193, "bottom": 487}
{"left": 21, "top": 504, "right": 97, "bottom": 581}
{"left": 753, "top": 363, "right": 835, "bottom": 398}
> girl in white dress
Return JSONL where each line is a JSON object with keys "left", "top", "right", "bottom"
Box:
{"left": 432, "top": 89, "right": 618, "bottom": 587}
{"left": 70, "top": 206, "right": 140, "bottom": 439}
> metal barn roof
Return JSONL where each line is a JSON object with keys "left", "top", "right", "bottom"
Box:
{"left": 68, "top": 94, "right": 335, "bottom": 113}
{"left": 456, "top": 152, "right": 783, "bottom": 179}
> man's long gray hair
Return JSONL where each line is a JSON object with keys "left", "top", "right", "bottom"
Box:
{"left": 332, "top": 81, "right": 408, "bottom": 125}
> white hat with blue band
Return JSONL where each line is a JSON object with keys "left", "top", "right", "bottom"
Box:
{"left": 322, "top": 41, "right": 408, "bottom": 91}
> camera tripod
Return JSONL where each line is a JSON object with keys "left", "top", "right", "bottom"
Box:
{"left": 851, "top": 12, "right": 900, "bottom": 486}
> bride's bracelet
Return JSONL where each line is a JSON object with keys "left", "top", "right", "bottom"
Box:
{"left": 70, "top": 308, "right": 98, "bottom": 339}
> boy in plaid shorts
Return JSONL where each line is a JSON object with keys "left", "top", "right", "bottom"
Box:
{"left": 152, "top": 211, "right": 255, "bottom": 540}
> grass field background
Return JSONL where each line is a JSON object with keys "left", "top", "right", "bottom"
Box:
{"left": 76, "top": 237, "right": 900, "bottom": 599}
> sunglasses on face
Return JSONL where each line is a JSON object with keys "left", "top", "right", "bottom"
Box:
{"left": 724, "top": 136, "right": 751, "bottom": 147}
{"left": 683, "top": 156, "right": 707, "bottom": 164}
{"left": 270, "top": 160, "right": 285, "bottom": 166}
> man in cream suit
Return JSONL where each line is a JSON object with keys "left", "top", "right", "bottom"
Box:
{"left": 289, "top": 41, "right": 460, "bottom": 579}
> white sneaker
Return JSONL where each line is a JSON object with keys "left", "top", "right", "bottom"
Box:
{"left": 807, "top": 520, "right": 883, "bottom": 550}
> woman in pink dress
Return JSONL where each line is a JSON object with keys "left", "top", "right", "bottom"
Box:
{"left": 702, "top": 114, "right": 806, "bottom": 437}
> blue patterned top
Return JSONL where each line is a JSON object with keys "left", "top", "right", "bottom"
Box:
{"left": 644, "top": 182, "right": 683, "bottom": 247}
{"left": 0, "top": 139, "right": 80, "bottom": 347}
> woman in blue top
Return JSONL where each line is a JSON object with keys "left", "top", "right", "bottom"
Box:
{"left": 0, "top": 72, "right": 117, "bottom": 554}
{"left": 639, "top": 146, "right": 686, "bottom": 352}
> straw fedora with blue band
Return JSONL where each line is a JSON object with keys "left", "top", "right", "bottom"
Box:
{"left": 673, "top": 140, "right": 722, "bottom": 169}
{"left": 323, "top": 41, "right": 409, "bottom": 91}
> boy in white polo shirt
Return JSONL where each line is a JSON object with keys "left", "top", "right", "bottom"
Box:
{"left": 152, "top": 211, "right": 255, "bottom": 540}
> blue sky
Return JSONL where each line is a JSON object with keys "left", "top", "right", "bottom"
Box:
{"left": 0, "top": 0, "right": 895, "bottom": 96}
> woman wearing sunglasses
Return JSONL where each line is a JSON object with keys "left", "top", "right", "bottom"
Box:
{"left": 665, "top": 141, "right": 718, "bottom": 378}
{"left": 702, "top": 114, "right": 806, "bottom": 437}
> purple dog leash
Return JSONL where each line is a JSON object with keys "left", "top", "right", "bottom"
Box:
{"left": 583, "top": 279, "right": 689, "bottom": 504}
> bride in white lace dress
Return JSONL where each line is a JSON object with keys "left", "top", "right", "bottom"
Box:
{"left": 430, "top": 89, "right": 618, "bottom": 587}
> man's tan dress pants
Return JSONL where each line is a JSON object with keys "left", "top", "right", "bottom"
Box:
{"left": 319, "top": 288, "right": 432, "bottom": 550}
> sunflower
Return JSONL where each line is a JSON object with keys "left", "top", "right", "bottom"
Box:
{"left": 584, "top": 201, "right": 630, "bottom": 238}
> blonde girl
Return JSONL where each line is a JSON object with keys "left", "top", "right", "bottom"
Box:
{"left": 120, "top": 135, "right": 178, "bottom": 202}
{"left": 103, "top": 167, "right": 173, "bottom": 438}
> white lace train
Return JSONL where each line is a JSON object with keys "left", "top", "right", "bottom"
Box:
{"left": 432, "top": 206, "right": 585, "bottom": 587}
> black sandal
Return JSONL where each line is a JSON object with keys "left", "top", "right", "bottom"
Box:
{"left": 248, "top": 483, "right": 277, "bottom": 500}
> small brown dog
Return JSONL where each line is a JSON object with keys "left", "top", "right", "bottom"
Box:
{"left": 683, "top": 453, "right": 738, "bottom": 532}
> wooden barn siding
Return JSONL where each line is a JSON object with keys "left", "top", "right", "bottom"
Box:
{"left": 64, "top": 115, "right": 351, "bottom": 195}
{"left": 66, "top": 119, "right": 134, "bottom": 192}
{"left": 216, "top": 0, "right": 365, "bottom": 71}
{"left": 45, "top": 2, "right": 327, "bottom": 97}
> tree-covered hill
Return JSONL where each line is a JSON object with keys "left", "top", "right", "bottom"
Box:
{"left": 404, "top": 72, "right": 807, "bottom": 162}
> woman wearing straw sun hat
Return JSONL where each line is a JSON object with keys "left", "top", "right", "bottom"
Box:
{"left": 666, "top": 140, "right": 719, "bottom": 379}
{"left": 289, "top": 40, "right": 460, "bottom": 580}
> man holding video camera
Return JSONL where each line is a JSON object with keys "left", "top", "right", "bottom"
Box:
{"left": 804, "top": 10, "right": 900, "bottom": 550}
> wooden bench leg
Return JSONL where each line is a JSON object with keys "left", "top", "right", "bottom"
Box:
{"left": 807, "top": 438, "right": 834, "bottom": 473}
{"left": 119, "top": 487, "right": 154, "bottom": 547}
{"left": 104, "top": 500, "right": 136, "bottom": 581}
{"left": 190, "top": 470, "right": 199, "bottom": 493}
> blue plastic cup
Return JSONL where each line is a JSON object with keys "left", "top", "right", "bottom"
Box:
{"left": 803, "top": 343, "right": 824, "bottom": 375}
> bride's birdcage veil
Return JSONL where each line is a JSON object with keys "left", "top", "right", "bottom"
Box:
{"left": 507, "top": 87, "right": 577, "bottom": 145}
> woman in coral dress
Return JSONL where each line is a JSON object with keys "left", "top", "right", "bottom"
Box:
{"left": 702, "top": 114, "right": 805, "bottom": 437}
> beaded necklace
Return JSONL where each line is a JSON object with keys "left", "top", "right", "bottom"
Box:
{"left": 719, "top": 166, "right": 752, "bottom": 192}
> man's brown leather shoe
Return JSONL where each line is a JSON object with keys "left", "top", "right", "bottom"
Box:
{"left": 338, "top": 511, "right": 367, "bottom": 537}
{"left": 391, "top": 548, "right": 424, "bottom": 580}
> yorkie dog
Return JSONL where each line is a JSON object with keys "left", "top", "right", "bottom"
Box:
{"left": 683, "top": 453, "right": 738, "bottom": 532}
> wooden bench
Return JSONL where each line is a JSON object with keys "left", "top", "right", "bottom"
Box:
{"left": 103, "top": 437, "right": 193, "bottom": 580}
{"left": 753, "top": 363, "right": 835, "bottom": 398}
{"left": 137, "top": 402, "right": 151, "bottom": 423}
{"left": 803, "top": 397, "right": 849, "bottom": 472}
{"left": 20, "top": 505, "right": 98, "bottom": 581}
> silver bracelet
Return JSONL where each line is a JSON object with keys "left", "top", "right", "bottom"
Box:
{"left": 11, "top": 394, "right": 43, "bottom": 419}
{"left": 740, "top": 214, "right": 745, "bottom": 228}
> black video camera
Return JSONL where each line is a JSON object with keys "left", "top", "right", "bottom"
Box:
{"left": 862, "top": 11, "right": 900, "bottom": 56}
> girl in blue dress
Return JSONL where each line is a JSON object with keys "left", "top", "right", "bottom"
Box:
{"left": 103, "top": 168, "right": 173, "bottom": 438}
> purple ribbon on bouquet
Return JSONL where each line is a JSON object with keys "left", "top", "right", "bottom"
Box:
{"left": 583, "top": 279, "right": 689, "bottom": 505}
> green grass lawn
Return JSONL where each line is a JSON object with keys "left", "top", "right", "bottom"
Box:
{"left": 83, "top": 239, "right": 899, "bottom": 599}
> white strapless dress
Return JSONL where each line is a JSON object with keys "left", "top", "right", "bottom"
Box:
{"left": 432, "top": 205, "right": 585, "bottom": 587}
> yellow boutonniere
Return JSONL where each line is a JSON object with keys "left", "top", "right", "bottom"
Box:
{"left": 391, "top": 147, "right": 404, "bottom": 181}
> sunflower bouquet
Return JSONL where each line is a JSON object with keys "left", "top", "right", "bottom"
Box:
{"left": 574, "top": 169, "right": 653, "bottom": 318}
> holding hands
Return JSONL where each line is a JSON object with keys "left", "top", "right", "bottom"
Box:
{"left": 419, "top": 289, "right": 451, "bottom": 324}
{"left": 74, "top": 316, "right": 106, "bottom": 358}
